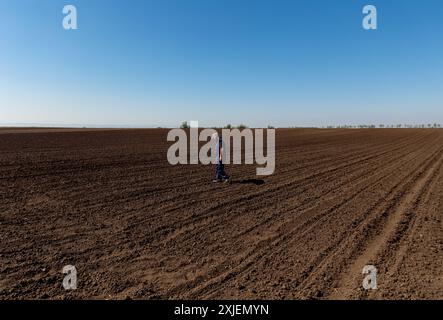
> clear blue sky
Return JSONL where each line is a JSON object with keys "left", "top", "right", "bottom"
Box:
{"left": 0, "top": 0, "right": 442, "bottom": 127}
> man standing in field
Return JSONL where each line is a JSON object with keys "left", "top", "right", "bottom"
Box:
{"left": 213, "top": 134, "right": 230, "bottom": 183}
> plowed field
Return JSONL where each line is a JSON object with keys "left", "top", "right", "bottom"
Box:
{"left": 0, "top": 128, "right": 442, "bottom": 299}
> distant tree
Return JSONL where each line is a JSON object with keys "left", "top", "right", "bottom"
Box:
{"left": 379, "top": 124, "right": 385, "bottom": 128}
{"left": 267, "top": 125, "right": 275, "bottom": 129}
{"left": 224, "top": 124, "right": 232, "bottom": 129}
{"left": 237, "top": 124, "right": 248, "bottom": 129}
{"left": 180, "top": 121, "right": 189, "bottom": 129}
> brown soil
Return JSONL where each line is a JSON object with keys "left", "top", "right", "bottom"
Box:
{"left": 0, "top": 128, "right": 442, "bottom": 300}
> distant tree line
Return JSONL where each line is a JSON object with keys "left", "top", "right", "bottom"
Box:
{"left": 179, "top": 122, "right": 252, "bottom": 129}
{"left": 225, "top": 124, "right": 249, "bottom": 129}
{"left": 325, "top": 123, "right": 441, "bottom": 129}
{"left": 179, "top": 121, "right": 442, "bottom": 129}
